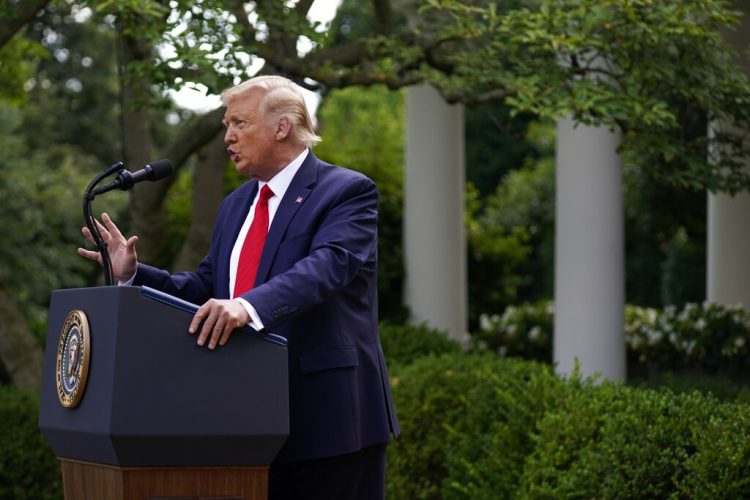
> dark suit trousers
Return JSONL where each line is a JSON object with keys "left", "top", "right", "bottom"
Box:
{"left": 268, "top": 443, "right": 387, "bottom": 500}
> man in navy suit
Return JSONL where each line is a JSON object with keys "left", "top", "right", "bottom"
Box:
{"left": 78, "top": 75, "right": 399, "bottom": 499}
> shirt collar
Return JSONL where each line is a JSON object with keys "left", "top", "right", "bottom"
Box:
{"left": 259, "top": 148, "right": 309, "bottom": 201}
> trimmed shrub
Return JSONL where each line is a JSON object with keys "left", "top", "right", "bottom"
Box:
{"left": 442, "top": 358, "right": 566, "bottom": 499}
{"left": 386, "top": 353, "right": 564, "bottom": 499}
{"left": 635, "top": 371, "right": 750, "bottom": 403}
{"left": 517, "top": 383, "right": 717, "bottom": 499}
{"left": 0, "top": 385, "right": 61, "bottom": 500}
{"left": 679, "top": 402, "right": 750, "bottom": 497}
{"left": 386, "top": 350, "right": 750, "bottom": 498}
{"left": 379, "top": 322, "right": 462, "bottom": 368}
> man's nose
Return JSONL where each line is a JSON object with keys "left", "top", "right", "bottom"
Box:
{"left": 224, "top": 127, "right": 235, "bottom": 144}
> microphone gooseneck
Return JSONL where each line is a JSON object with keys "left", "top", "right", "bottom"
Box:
{"left": 83, "top": 159, "right": 174, "bottom": 286}
{"left": 83, "top": 161, "right": 125, "bottom": 286}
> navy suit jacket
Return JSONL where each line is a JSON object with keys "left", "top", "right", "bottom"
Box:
{"left": 133, "top": 151, "right": 400, "bottom": 462}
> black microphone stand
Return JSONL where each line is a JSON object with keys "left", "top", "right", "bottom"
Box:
{"left": 83, "top": 162, "right": 125, "bottom": 286}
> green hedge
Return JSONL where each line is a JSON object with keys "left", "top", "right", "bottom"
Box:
{"left": 387, "top": 353, "right": 565, "bottom": 499}
{"left": 0, "top": 385, "right": 61, "bottom": 500}
{"left": 387, "top": 352, "right": 750, "bottom": 498}
{"left": 379, "top": 321, "right": 462, "bottom": 368}
{"left": 518, "top": 383, "right": 714, "bottom": 498}
{"left": 680, "top": 401, "right": 750, "bottom": 497}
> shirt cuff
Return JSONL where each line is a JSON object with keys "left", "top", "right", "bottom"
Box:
{"left": 118, "top": 270, "right": 137, "bottom": 286}
{"left": 235, "top": 297, "right": 265, "bottom": 331}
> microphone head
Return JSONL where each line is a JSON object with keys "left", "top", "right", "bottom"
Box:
{"left": 146, "top": 159, "right": 174, "bottom": 181}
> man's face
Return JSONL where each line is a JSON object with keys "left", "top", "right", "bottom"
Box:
{"left": 223, "top": 90, "right": 280, "bottom": 180}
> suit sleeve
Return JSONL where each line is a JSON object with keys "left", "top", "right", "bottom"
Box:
{"left": 242, "top": 175, "right": 377, "bottom": 330}
{"left": 133, "top": 256, "right": 214, "bottom": 305}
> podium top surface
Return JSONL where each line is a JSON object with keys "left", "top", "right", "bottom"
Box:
{"left": 139, "top": 286, "right": 287, "bottom": 347}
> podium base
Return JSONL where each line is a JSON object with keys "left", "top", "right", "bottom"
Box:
{"left": 60, "top": 459, "right": 268, "bottom": 500}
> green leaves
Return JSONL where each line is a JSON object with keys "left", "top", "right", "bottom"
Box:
{"left": 0, "top": 103, "right": 125, "bottom": 338}
{"left": 425, "top": 0, "right": 750, "bottom": 193}
{"left": 0, "top": 35, "right": 47, "bottom": 105}
{"left": 61, "top": 0, "right": 750, "bottom": 193}
{"left": 0, "top": 386, "right": 61, "bottom": 499}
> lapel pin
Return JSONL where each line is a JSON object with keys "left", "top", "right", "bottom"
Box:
{"left": 295, "top": 196, "right": 304, "bottom": 204}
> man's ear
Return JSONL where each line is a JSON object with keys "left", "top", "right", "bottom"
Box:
{"left": 275, "top": 116, "right": 292, "bottom": 140}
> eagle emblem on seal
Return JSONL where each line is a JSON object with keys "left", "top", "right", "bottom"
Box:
{"left": 56, "top": 310, "right": 91, "bottom": 408}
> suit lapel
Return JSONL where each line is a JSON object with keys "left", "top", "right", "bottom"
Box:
{"left": 228, "top": 181, "right": 260, "bottom": 245}
{"left": 254, "top": 153, "right": 318, "bottom": 287}
{"left": 217, "top": 181, "right": 259, "bottom": 297}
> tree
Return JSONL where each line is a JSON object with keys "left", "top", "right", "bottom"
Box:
{"left": 314, "top": 84, "right": 406, "bottom": 321}
{"left": 21, "top": 4, "right": 122, "bottom": 164}
{"left": 0, "top": 0, "right": 49, "bottom": 48}
{"left": 0, "top": 103, "right": 113, "bottom": 390}
{"left": 481, "top": 121, "right": 557, "bottom": 306}
{"left": 426, "top": 0, "right": 750, "bottom": 194}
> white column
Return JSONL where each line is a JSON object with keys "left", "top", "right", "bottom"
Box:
{"left": 708, "top": 160, "right": 750, "bottom": 308}
{"left": 708, "top": 0, "right": 750, "bottom": 308}
{"left": 404, "top": 85, "right": 468, "bottom": 342}
{"left": 554, "top": 117, "right": 625, "bottom": 380}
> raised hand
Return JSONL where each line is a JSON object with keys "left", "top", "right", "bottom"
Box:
{"left": 77, "top": 212, "right": 139, "bottom": 283}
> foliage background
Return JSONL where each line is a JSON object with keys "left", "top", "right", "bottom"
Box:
{"left": 2, "top": 0, "right": 750, "bottom": 497}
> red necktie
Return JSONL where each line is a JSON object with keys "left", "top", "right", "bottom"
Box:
{"left": 233, "top": 184, "right": 274, "bottom": 298}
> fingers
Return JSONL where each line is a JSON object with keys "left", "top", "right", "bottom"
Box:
{"left": 190, "top": 300, "right": 247, "bottom": 350}
{"left": 94, "top": 218, "right": 111, "bottom": 242}
{"left": 218, "top": 328, "right": 234, "bottom": 347}
{"left": 81, "top": 214, "right": 124, "bottom": 246}
{"left": 102, "top": 212, "right": 125, "bottom": 241}
{"left": 77, "top": 247, "right": 102, "bottom": 264}
{"left": 125, "top": 235, "right": 139, "bottom": 253}
{"left": 188, "top": 304, "right": 207, "bottom": 335}
{"left": 81, "top": 226, "right": 97, "bottom": 246}
{"left": 192, "top": 300, "right": 230, "bottom": 350}
{"left": 196, "top": 305, "right": 222, "bottom": 348}
{"left": 81, "top": 218, "right": 111, "bottom": 246}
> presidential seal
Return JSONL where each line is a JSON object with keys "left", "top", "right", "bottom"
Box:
{"left": 56, "top": 310, "right": 91, "bottom": 408}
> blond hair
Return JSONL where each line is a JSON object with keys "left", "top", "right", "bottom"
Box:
{"left": 220, "top": 75, "right": 322, "bottom": 147}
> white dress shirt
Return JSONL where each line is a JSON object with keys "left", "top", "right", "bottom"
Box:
{"left": 231, "top": 148, "right": 309, "bottom": 330}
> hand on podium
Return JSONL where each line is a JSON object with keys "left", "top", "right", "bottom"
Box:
{"left": 77, "top": 212, "right": 138, "bottom": 283}
{"left": 189, "top": 298, "right": 251, "bottom": 349}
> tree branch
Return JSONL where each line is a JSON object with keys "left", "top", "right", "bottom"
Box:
{"left": 0, "top": 0, "right": 50, "bottom": 48}
{"left": 294, "top": 0, "right": 315, "bottom": 17}
{"left": 159, "top": 106, "right": 225, "bottom": 198}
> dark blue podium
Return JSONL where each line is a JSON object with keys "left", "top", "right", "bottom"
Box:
{"left": 39, "top": 286, "right": 289, "bottom": 500}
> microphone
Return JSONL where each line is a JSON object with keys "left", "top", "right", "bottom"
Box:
{"left": 93, "top": 159, "right": 173, "bottom": 195}
{"left": 83, "top": 159, "right": 174, "bottom": 286}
